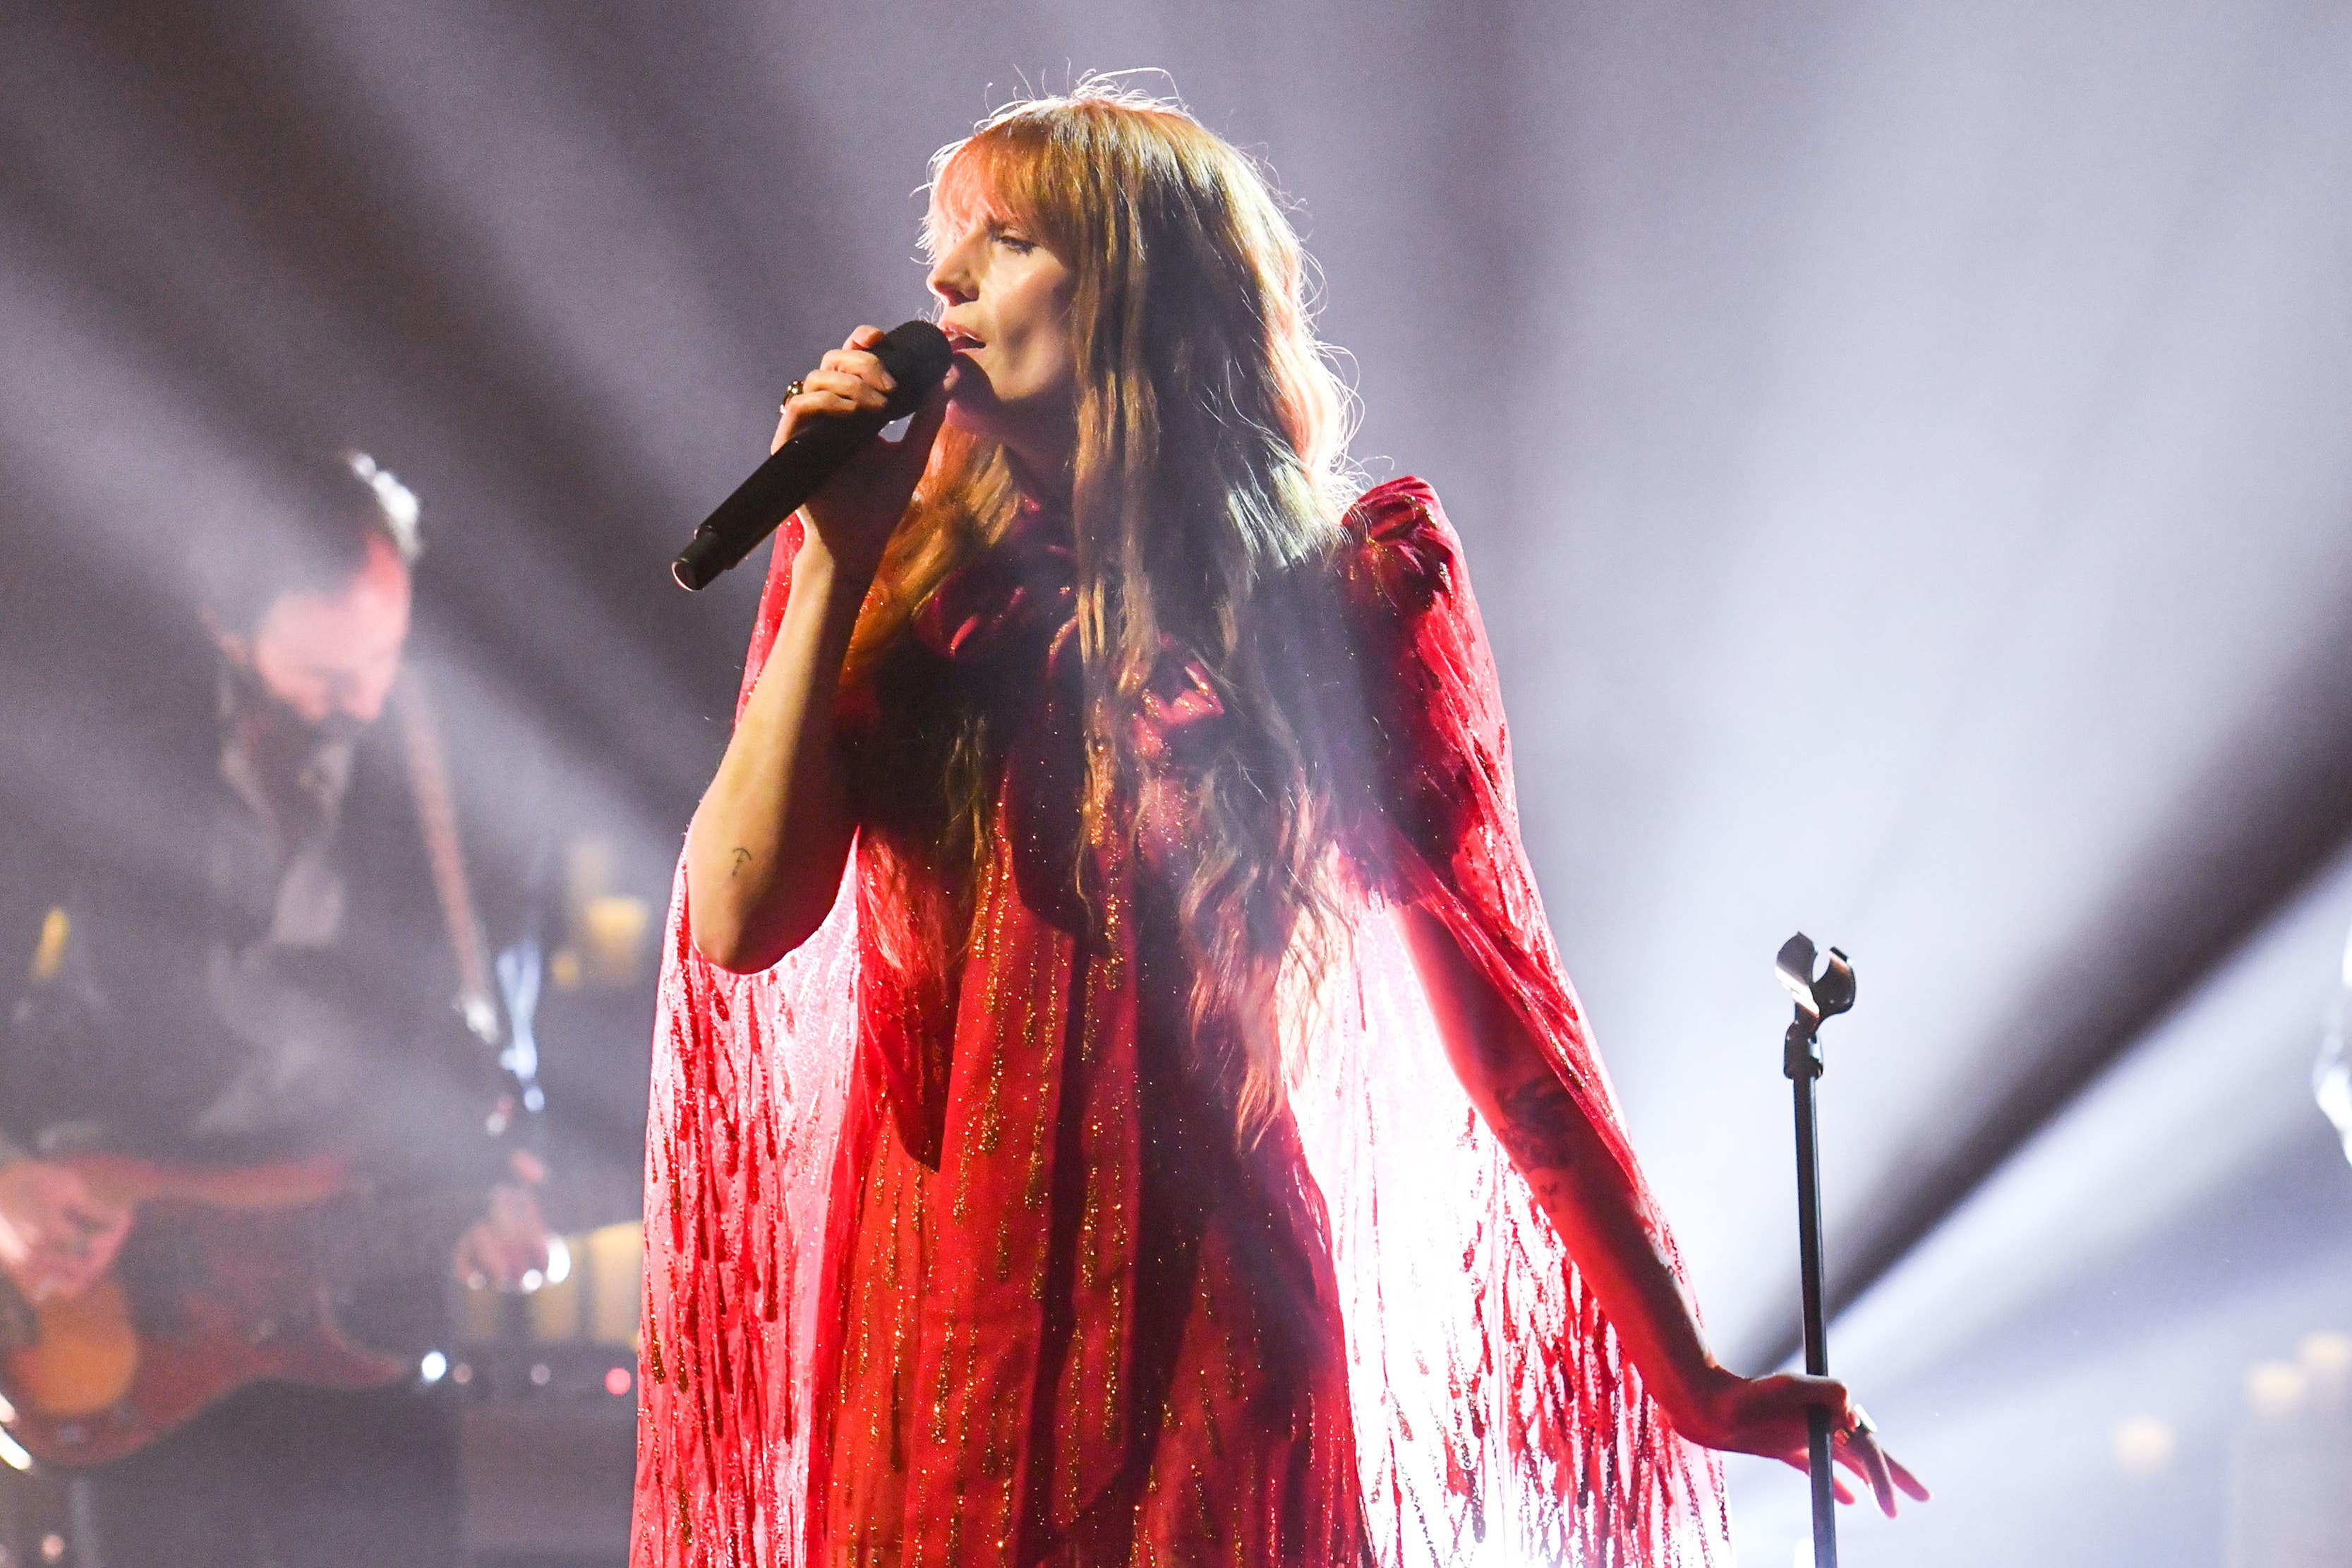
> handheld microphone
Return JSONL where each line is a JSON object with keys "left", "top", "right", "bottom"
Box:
{"left": 670, "top": 320, "right": 953, "bottom": 591}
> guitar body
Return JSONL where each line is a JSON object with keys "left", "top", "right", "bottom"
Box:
{"left": 0, "top": 1155, "right": 418, "bottom": 1469}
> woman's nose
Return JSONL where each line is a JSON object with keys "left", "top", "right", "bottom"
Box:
{"left": 928, "top": 228, "right": 983, "bottom": 304}
{"left": 927, "top": 259, "right": 974, "bottom": 306}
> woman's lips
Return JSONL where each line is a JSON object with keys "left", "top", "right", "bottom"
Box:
{"left": 939, "top": 328, "right": 985, "bottom": 398}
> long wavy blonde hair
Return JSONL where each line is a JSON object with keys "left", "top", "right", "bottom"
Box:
{"left": 845, "top": 82, "right": 1365, "bottom": 1136}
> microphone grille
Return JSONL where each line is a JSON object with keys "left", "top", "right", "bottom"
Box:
{"left": 876, "top": 320, "right": 953, "bottom": 414}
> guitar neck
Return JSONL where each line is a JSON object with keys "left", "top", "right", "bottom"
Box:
{"left": 390, "top": 672, "right": 499, "bottom": 1037}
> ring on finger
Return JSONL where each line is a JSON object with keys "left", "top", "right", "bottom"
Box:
{"left": 780, "top": 379, "right": 805, "bottom": 409}
{"left": 1842, "top": 1404, "right": 1877, "bottom": 1439}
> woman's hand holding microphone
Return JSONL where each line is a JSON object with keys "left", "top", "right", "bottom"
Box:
{"left": 772, "top": 325, "right": 951, "bottom": 585}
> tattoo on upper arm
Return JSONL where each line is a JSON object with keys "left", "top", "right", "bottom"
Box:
{"left": 730, "top": 847, "right": 752, "bottom": 878}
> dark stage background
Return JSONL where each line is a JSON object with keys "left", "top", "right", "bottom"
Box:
{"left": 5, "top": 3, "right": 2352, "bottom": 1563}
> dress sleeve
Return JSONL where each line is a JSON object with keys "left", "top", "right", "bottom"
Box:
{"left": 1324, "top": 478, "right": 1727, "bottom": 1561}
{"left": 634, "top": 519, "right": 867, "bottom": 1567}
{"left": 1337, "top": 477, "right": 1643, "bottom": 1188}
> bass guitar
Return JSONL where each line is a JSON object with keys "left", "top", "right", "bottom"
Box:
{"left": 0, "top": 1150, "right": 493, "bottom": 1468}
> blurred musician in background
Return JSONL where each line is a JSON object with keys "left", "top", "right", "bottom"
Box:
{"left": 0, "top": 455, "right": 550, "bottom": 1568}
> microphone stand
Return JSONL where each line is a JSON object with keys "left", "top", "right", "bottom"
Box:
{"left": 1775, "top": 933, "right": 1856, "bottom": 1568}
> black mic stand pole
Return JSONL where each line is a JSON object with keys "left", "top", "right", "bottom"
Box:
{"left": 1775, "top": 933, "right": 1856, "bottom": 1568}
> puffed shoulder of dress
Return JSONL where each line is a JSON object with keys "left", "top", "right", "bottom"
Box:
{"left": 1339, "top": 474, "right": 1459, "bottom": 617}
{"left": 1332, "top": 476, "right": 1507, "bottom": 881}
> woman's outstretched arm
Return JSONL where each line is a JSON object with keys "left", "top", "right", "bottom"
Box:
{"left": 1397, "top": 902, "right": 1927, "bottom": 1516}
{"left": 684, "top": 327, "right": 947, "bottom": 972}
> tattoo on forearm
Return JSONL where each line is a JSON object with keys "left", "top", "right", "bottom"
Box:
{"left": 730, "top": 847, "right": 752, "bottom": 878}
{"left": 1489, "top": 1072, "right": 1670, "bottom": 1258}
{"left": 1489, "top": 1075, "right": 1586, "bottom": 1177}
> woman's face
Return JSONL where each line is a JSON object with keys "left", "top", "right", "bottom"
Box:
{"left": 928, "top": 209, "right": 1079, "bottom": 474}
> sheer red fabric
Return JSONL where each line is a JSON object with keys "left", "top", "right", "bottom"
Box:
{"left": 632, "top": 478, "right": 1728, "bottom": 1567}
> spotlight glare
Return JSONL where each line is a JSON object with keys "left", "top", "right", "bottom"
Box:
{"left": 2298, "top": 1329, "right": 2352, "bottom": 1401}
{"left": 2246, "top": 1359, "right": 2308, "bottom": 1419}
{"left": 2298, "top": 1329, "right": 2352, "bottom": 1368}
{"left": 2110, "top": 1415, "right": 2177, "bottom": 1476}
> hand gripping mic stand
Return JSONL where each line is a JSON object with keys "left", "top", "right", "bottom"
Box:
{"left": 1775, "top": 932, "right": 1856, "bottom": 1568}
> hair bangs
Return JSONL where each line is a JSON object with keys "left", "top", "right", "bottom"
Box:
{"left": 923, "top": 117, "right": 1066, "bottom": 262}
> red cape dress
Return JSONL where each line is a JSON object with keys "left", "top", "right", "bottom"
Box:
{"left": 632, "top": 478, "right": 1728, "bottom": 1567}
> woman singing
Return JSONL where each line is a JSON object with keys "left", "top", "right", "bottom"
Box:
{"left": 638, "top": 85, "right": 1924, "bottom": 1567}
